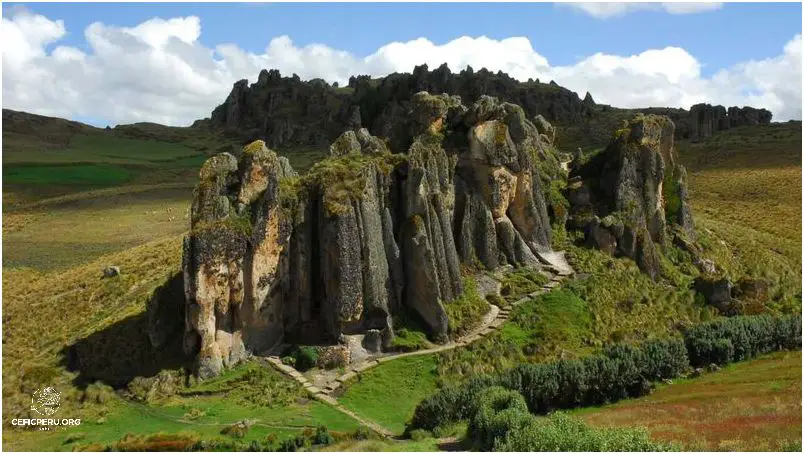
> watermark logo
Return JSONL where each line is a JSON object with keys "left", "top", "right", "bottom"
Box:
{"left": 31, "top": 386, "right": 61, "bottom": 416}
{"left": 10, "top": 387, "right": 81, "bottom": 430}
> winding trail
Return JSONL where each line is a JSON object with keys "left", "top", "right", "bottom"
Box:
{"left": 261, "top": 259, "right": 574, "bottom": 438}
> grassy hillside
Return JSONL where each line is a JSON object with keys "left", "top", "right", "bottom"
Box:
{"left": 574, "top": 351, "right": 802, "bottom": 451}
{"left": 678, "top": 121, "right": 802, "bottom": 314}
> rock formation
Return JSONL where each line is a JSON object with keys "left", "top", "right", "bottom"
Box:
{"left": 181, "top": 93, "right": 566, "bottom": 377}
{"left": 201, "top": 64, "right": 591, "bottom": 149}
{"left": 566, "top": 114, "right": 695, "bottom": 279}
{"left": 687, "top": 103, "right": 772, "bottom": 141}
{"left": 198, "top": 66, "right": 772, "bottom": 151}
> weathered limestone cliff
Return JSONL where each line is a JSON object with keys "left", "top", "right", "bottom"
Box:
{"left": 182, "top": 93, "right": 566, "bottom": 377}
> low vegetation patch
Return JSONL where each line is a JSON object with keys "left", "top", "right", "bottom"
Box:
{"left": 339, "top": 355, "right": 439, "bottom": 434}
{"left": 499, "top": 267, "right": 550, "bottom": 303}
{"left": 446, "top": 277, "right": 491, "bottom": 337}
{"left": 466, "top": 387, "right": 677, "bottom": 451}
{"left": 179, "top": 361, "right": 304, "bottom": 408}
{"left": 437, "top": 289, "right": 594, "bottom": 385}
{"left": 412, "top": 314, "right": 800, "bottom": 434}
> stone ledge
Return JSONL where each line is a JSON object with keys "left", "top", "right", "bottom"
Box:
{"left": 337, "top": 371, "right": 357, "bottom": 383}
{"left": 351, "top": 360, "right": 380, "bottom": 373}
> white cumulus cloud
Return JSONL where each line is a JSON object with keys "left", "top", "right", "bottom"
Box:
{"left": 566, "top": 2, "right": 723, "bottom": 19}
{"left": 1, "top": 9, "right": 800, "bottom": 126}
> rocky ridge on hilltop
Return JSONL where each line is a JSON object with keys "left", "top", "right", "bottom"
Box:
{"left": 199, "top": 64, "right": 772, "bottom": 150}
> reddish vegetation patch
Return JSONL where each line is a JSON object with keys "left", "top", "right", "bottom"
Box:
{"left": 576, "top": 351, "right": 802, "bottom": 451}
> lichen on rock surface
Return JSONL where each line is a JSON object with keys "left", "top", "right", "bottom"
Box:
{"left": 178, "top": 93, "right": 575, "bottom": 377}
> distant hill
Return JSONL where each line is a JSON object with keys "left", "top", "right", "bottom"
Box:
{"left": 3, "top": 108, "right": 102, "bottom": 152}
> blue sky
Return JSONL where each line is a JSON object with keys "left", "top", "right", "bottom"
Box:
{"left": 2, "top": 2, "right": 802, "bottom": 125}
{"left": 7, "top": 2, "right": 801, "bottom": 77}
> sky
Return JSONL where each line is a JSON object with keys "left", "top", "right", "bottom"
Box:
{"left": 2, "top": 1, "right": 802, "bottom": 126}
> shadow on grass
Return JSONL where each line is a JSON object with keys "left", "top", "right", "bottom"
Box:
{"left": 61, "top": 272, "right": 191, "bottom": 388}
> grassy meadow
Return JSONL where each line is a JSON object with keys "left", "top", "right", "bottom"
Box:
{"left": 574, "top": 350, "right": 802, "bottom": 451}
{"left": 338, "top": 355, "right": 440, "bottom": 434}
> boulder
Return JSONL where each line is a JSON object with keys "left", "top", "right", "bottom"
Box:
{"left": 362, "top": 329, "right": 383, "bottom": 353}
{"left": 102, "top": 266, "right": 120, "bottom": 278}
{"left": 732, "top": 277, "right": 770, "bottom": 303}
{"left": 585, "top": 217, "right": 617, "bottom": 255}
{"left": 695, "top": 276, "right": 733, "bottom": 313}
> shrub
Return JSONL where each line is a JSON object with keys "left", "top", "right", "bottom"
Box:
{"left": 683, "top": 314, "right": 801, "bottom": 367}
{"left": 410, "top": 374, "right": 500, "bottom": 431}
{"left": 312, "top": 425, "right": 334, "bottom": 445}
{"left": 467, "top": 387, "right": 531, "bottom": 450}
{"left": 408, "top": 429, "right": 431, "bottom": 441}
{"left": 494, "top": 412, "right": 678, "bottom": 452}
{"left": 446, "top": 277, "right": 490, "bottom": 337}
{"left": 413, "top": 315, "right": 801, "bottom": 433}
{"left": 640, "top": 338, "right": 689, "bottom": 381}
{"left": 292, "top": 346, "right": 319, "bottom": 372}
{"left": 414, "top": 337, "right": 685, "bottom": 431}
{"left": 221, "top": 421, "right": 250, "bottom": 438}
{"left": 352, "top": 427, "right": 372, "bottom": 440}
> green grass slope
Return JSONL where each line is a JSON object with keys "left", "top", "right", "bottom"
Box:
{"left": 574, "top": 351, "right": 802, "bottom": 451}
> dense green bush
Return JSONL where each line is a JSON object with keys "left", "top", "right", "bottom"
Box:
{"left": 639, "top": 338, "right": 690, "bottom": 381}
{"left": 467, "top": 387, "right": 531, "bottom": 450}
{"left": 412, "top": 337, "right": 686, "bottom": 431}
{"left": 414, "top": 315, "right": 800, "bottom": 434}
{"left": 493, "top": 412, "right": 678, "bottom": 452}
{"left": 291, "top": 346, "right": 319, "bottom": 371}
{"left": 464, "top": 388, "right": 677, "bottom": 451}
{"left": 683, "top": 314, "right": 801, "bottom": 367}
{"left": 409, "top": 374, "right": 500, "bottom": 431}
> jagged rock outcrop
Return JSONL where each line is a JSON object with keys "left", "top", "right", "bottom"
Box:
{"left": 198, "top": 66, "right": 773, "bottom": 151}
{"left": 687, "top": 103, "right": 772, "bottom": 141}
{"left": 567, "top": 114, "right": 695, "bottom": 279}
{"left": 181, "top": 94, "right": 565, "bottom": 377}
{"left": 202, "top": 64, "right": 590, "bottom": 149}
{"left": 208, "top": 70, "right": 352, "bottom": 148}
{"left": 182, "top": 141, "right": 297, "bottom": 377}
